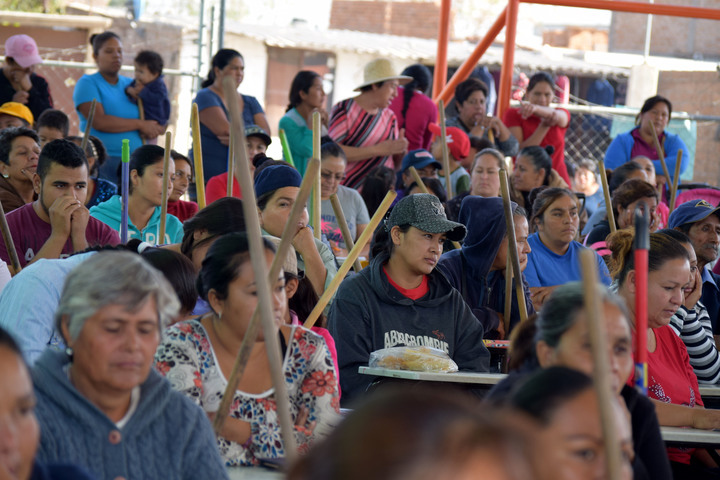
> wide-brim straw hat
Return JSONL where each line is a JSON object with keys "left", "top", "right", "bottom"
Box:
{"left": 354, "top": 58, "right": 413, "bottom": 91}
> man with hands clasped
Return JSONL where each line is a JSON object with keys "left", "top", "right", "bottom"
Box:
{"left": 0, "top": 139, "right": 119, "bottom": 271}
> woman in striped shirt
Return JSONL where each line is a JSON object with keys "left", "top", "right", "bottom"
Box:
{"left": 328, "top": 58, "right": 409, "bottom": 189}
{"left": 661, "top": 228, "right": 720, "bottom": 384}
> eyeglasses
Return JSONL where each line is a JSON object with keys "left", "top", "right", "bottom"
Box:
{"left": 321, "top": 172, "right": 345, "bottom": 182}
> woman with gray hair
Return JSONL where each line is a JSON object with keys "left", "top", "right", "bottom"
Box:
{"left": 30, "top": 251, "right": 229, "bottom": 480}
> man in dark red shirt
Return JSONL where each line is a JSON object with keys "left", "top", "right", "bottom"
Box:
{"left": 0, "top": 139, "right": 119, "bottom": 271}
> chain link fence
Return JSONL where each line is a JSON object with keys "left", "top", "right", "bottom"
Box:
{"left": 560, "top": 103, "right": 720, "bottom": 185}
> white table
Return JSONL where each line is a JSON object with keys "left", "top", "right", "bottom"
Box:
{"left": 227, "top": 467, "right": 284, "bottom": 480}
{"left": 359, "top": 366, "right": 506, "bottom": 385}
{"left": 661, "top": 426, "right": 720, "bottom": 447}
{"left": 700, "top": 385, "right": 720, "bottom": 397}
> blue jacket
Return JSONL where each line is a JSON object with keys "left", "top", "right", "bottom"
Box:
{"left": 604, "top": 127, "right": 689, "bottom": 182}
{"left": 33, "top": 350, "right": 229, "bottom": 480}
{"left": 437, "top": 196, "right": 534, "bottom": 338}
{"left": 132, "top": 75, "right": 170, "bottom": 125}
{"left": 30, "top": 462, "right": 96, "bottom": 480}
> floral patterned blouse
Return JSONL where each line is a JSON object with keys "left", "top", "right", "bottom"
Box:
{"left": 154, "top": 320, "right": 340, "bottom": 466}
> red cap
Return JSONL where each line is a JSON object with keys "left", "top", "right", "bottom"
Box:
{"left": 429, "top": 123, "right": 470, "bottom": 160}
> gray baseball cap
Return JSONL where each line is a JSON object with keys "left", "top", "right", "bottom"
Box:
{"left": 387, "top": 194, "right": 466, "bottom": 242}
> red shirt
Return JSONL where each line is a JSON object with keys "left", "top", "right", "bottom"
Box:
{"left": 630, "top": 127, "right": 665, "bottom": 161}
{"left": 637, "top": 325, "right": 701, "bottom": 465}
{"left": 0, "top": 203, "right": 120, "bottom": 267}
{"left": 167, "top": 199, "right": 198, "bottom": 223}
{"left": 503, "top": 107, "right": 571, "bottom": 185}
{"left": 383, "top": 266, "right": 429, "bottom": 300}
{"left": 205, "top": 172, "right": 242, "bottom": 205}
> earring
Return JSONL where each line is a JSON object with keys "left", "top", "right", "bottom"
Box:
{"left": 65, "top": 346, "right": 74, "bottom": 361}
{"left": 2, "top": 174, "right": 8, "bottom": 179}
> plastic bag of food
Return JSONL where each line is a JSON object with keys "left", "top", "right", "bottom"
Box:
{"left": 369, "top": 346, "right": 458, "bottom": 373}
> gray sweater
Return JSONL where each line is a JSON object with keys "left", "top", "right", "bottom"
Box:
{"left": 33, "top": 350, "right": 229, "bottom": 480}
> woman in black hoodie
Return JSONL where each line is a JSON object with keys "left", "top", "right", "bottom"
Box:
{"left": 327, "top": 193, "right": 490, "bottom": 407}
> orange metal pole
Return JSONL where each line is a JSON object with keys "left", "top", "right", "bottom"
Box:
{"left": 523, "top": 0, "right": 720, "bottom": 21}
{"left": 497, "top": 0, "right": 519, "bottom": 120}
{"left": 434, "top": 6, "right": 507, "bottom": 106}
{"left": 432, "top": 0, "right": 452, "bottom": 99}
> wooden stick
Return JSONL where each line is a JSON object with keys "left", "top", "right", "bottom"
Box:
{"left": 487, "top": 118, "right": 496, "bottom": 145}
{"left": 137, "top": 97, "right": 146, "bottom": 146}
{"left": 330, "top": 194, "right": 363, "bottom": 272}
{"left": 408, "top": 166, "right": 428, "bottom": 195}
{"left": 212, "top": 158, "right": 320, "bottom": 439}
{"left": 669, "top": 149, "right": 682, "bottom": 213}
{"left": 438, "top": 100, "right": 454, "bottom": 199}
{"left": 305, "top": 190, "right": 397, "bottom": 329}
{"left": 408, "top": 167, "right": 462, "bottom": 250}
{"left": 0, "top": 201, "right": 21, "bottom": 276}
{"left": 504, "top": 257, "right": 512, "bottom": 337}
{"left": 227, "top": 128, "right": 235, "bottom": 198}
{"left": 191, "top": 103, "right": 206, "bottom": 210}
{"left": 278, "top": 129, "right": 295, "bottom": 168}
{"left": 80, "top": 99, "right": 96, "bottom": 152}
{"left": 650, "top": 125, "right": 672, "bottom": 197}
{"left": 598, "top": 158, "right": 616, "bottom": 234}
{"left": 498, "top": 169, "right": 528, "bottom": 325}
{"left": 312, "top": 112, "right": 322, "bottom": 240}
{"left": 158, "top": 132, "right": 172, "bottom": 244}
{"left": 579, "top": 249, "right": 623, "bottom": 480}
{"left": 217, "top": 75, "right": 298, "bottom": 460}
{"left": 120, "top": 139, "right": 130, "bottom": 244}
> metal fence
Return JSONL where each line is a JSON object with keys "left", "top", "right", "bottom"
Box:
{"left": 1, "top": 45, "right": 201, "bottom": 153}
{"left": 559, "top": 103, "right": 720, "bottom": 184}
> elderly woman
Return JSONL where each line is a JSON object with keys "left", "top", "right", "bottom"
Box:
{"left": 31, "top": 251, "right": 229, "bottom": 480}
{"left": 328, "top": 58, "right": 410, "bottom": 189}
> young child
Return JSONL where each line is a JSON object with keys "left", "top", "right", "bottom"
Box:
{"left": 36, "top": 109, "right": 69, "bottom": 146}
{"left": 125, "top": 50, "right": 170, "bottom": 138}
{"left": 429, "top": 123, "right": 471, "bottom": 197}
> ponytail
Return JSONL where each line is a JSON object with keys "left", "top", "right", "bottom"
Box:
{"left": 202, "top": 49, "right": 243, "bottom": 89}
{"left": 399, "top": 64, "right": 432, "bottom": 124}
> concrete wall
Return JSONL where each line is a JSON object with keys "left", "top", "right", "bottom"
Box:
{"left": 329, "top": 0, "right": 449, "bottom": 40}
{"left": 609, "top": 0, "right": 720, "bottom": 60}
{"left": 658, "top": 71, "right": 720, "bottom": 186}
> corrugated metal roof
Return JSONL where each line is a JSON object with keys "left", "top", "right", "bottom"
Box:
{"left": 226, "top": 22, "right": 629, "bottom": 77}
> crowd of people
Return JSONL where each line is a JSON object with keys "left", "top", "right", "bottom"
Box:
{"left": 1, "top": 29, "right": 718, "bottom": 480}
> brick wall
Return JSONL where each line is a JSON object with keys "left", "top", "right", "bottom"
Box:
{"left": 329, "top": 0, "right": 449, "bottom": 40}
{"left": 609, "top": 0, "right": 720, "bottom": 60}
{"left": 542, "top": 27, "right": 608, "bottom": 51}
{"left": 658, "top": 71, "right": 720, "bottom": 185}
